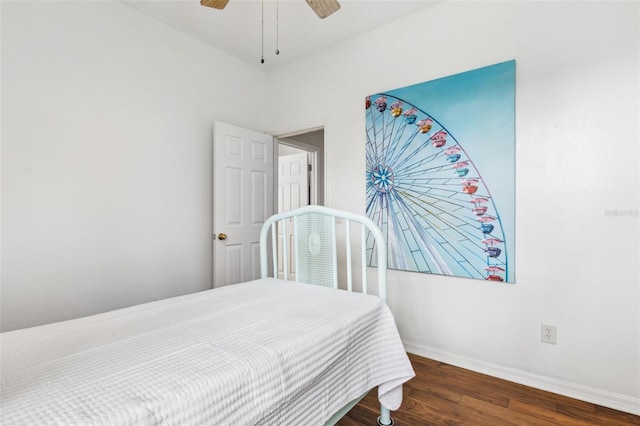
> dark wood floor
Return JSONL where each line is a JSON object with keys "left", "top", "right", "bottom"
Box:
{"left": 337, "top": 353, "right": 640, "bottom": 426}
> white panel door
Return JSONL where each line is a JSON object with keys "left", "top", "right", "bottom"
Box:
{"left": 213, "top": 122, "right": 273, "bottom": 287}
{"left": 277, "top": 152, "right": 309, "bottom": 279}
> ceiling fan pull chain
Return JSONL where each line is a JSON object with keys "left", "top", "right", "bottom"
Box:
{"left": 260, "top": 0, "right": 265, "bottom": 63}
{"left": 275, "top": 0, "right": 280, "bottom": 55}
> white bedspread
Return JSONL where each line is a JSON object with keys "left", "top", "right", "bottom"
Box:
{"left": 1, "top": 278, "right": 414, "bottom": 426}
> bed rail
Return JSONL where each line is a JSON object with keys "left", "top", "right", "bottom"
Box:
{"left": 259, "top": 205, "right": 388, "bottom": 302}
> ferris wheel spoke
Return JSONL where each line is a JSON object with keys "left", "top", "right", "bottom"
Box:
{"left": 396, "top": 190, "right": 481, "bottom": 241}
{"left": 389, "top": 120, "right": 410, "bottom": 150}
{"left": 395, "top": 185, "right": 467, "bottom": 211}
{"left": 385, "top": 129, "right": 422, "bottom": 167}
{"left": 388, "top": 122, "right": 446, "bottom": 166}
{"left": 387, "top": 193, "right": 454, "bottom": 274}
{"left": 394, "top": 192, "right": 489, "bottom": 277}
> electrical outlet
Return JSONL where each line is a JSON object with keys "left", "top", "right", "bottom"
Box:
{"left": 541, "top": 324, "right": 557, "bottom": 344}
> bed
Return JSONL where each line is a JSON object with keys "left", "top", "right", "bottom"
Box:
{"left": 0, "top": 206, "right": 415, "bottom": 426}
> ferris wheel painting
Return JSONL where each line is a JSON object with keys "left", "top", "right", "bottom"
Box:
{"left": 366, "top": 60, "right": 516, "bottom": 283}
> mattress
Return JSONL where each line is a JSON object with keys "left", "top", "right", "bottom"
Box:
{"left": 1, "top": 278, "right": 414, "bottom": 425}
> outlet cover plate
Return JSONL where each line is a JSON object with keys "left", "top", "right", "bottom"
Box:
{"left": 541, "top": 324, "right": 557, "bottom": 344}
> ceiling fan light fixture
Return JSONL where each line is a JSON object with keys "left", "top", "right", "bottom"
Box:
{"left": 199, "top": 0, "right": 342, "bottom": 63}
{"left": 200, "top": 0, "right": 341, "bottom": 19}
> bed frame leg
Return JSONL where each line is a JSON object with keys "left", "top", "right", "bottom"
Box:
{"left": 377, "top": 404, "right": 393, "bottom": 425}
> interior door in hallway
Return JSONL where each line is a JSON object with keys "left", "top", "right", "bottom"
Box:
{"left": 277, "top": 152, "right": 309, "bottom": 279}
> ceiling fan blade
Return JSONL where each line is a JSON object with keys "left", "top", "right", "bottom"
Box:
{"left": 305, "top": 0, "right": 341, "bottom": 19}
{"left": 200, "top": 0, "right": 229, "bottom": 9}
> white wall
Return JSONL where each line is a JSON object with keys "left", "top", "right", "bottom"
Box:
{"left": 1, "top": 1, "right": 267, "bottom": 330}
{"left": 265, "top": 1, "right": 639, "bottom": 413}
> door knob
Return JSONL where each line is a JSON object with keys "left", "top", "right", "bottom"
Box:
{"left": 217, "top": 233, "right": 228, "bottom": 241}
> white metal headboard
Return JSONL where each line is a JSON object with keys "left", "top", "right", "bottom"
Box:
{"left": 259, "top": 205, "right": 388, "bottom": 302}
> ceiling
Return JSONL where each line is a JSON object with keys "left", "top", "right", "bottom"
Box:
{"left": 122, "top": 0, "right": 441, "bottom": 71}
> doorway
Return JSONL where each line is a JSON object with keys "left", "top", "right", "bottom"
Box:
{"left": 277, "top": 128, "right": 324, "bottom": 209}
{"left": 274, "top": 128, "right": 324, "bottom": 280}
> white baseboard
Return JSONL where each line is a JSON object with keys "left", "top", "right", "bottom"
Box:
{"left": 404, "top": 341, "right": 640, "bottom": 416}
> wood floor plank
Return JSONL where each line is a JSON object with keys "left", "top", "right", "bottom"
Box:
{"left": 412, "top": 360, "right": 512, "bottom": 408}
{"left": 342, "top": 404, "right": 378, "bottom": 425}
{"left": 344, "top": 397, "right": 435, "bottom": 426}
{"left": 594, "top": 405, "right": 640, "bottom": 425}
{"left": 557, "top": 403, "right": 640, "bottom": 425}
{"left": 507, "top": 398, "right": 595, "bottom": 426}
{"left": 334, "top": 414, "right": 365, "bottom": 426}
{"left": 335, "top": 354, "right": 640, "bottom": 426}
{"left": 405, "top": 376, "right": 464, "bottom": 404}
{"left": 459, "top": 395, "right": 557, "bottom": 426}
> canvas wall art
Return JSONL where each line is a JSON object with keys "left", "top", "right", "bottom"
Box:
{"left": 365, "top": 60, "right": 515, "bottom": 283}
